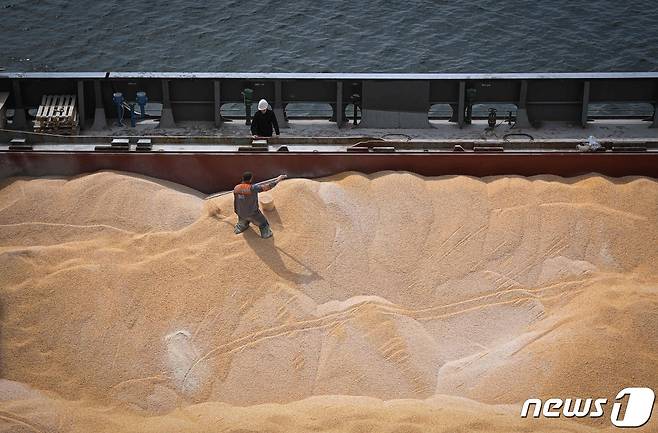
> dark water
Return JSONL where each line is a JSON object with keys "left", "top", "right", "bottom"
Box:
{"left": 1, "top": 0, "right": 657, "bottom": 72}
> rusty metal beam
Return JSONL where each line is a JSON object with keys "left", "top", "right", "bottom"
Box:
{"left": 2, "top": 151, "right": 657, "bottom": 194}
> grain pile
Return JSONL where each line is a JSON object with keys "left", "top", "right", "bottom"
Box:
{"left": 0, "top": 170, "right": 657, "bottom": 433}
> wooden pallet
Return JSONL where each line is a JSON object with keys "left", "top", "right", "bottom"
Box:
{"left": 34, "top": 94, "right": 79, "bottom": 134}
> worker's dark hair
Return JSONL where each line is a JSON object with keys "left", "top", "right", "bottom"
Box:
{"left": 242, "top": 171, "right": 253, "bottom": 182}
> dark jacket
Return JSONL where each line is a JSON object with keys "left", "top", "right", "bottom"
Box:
{"left": 250, "top": 109, "right": 280, "bottom": 137}
{"left": 233, "top": 179, "right": 279, "bottom": 218}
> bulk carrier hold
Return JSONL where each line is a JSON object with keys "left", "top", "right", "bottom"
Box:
{"left": 2, "top": 71, "right": 658, "bottom": 433}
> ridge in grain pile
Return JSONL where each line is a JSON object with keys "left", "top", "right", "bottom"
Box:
{"left": 0, "top": 170, "right": 656, "bottom": 432}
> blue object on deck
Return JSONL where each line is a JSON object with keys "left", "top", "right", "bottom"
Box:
{"left": 112, "top": 92, "right": 124, "bottom": 126}
{"left": 136, "top": 91, "right": 148, "bottom": 118}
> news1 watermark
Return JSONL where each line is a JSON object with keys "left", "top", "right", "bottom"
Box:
{"left": 521, "top": 387, "right": 655, "bottom": 428}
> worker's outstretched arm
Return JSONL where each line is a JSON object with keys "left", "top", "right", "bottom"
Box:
{"left": 254, "top": 174, "right": 286, "bottom": 193}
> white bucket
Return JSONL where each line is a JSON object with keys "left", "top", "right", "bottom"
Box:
{"left": 259, "top": 192, "right": 275, "bottom": 211}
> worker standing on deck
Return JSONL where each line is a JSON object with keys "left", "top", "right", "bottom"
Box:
{"left": 233, "top": 172, "right": 286, "bottom": 238}
{"left": 251, "top": 99, "right": 280, "bottom": 138}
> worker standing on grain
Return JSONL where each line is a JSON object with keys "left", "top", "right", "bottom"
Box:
{"left": 251, "top": 99, "right": 280, "bottom": 138}
{"left": 233, "top": 172, "right": 286, "bottom": 238}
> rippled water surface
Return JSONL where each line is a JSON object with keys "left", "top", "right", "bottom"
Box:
{"left": 1, "top": 0, "right": 657, "bottom": 72}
